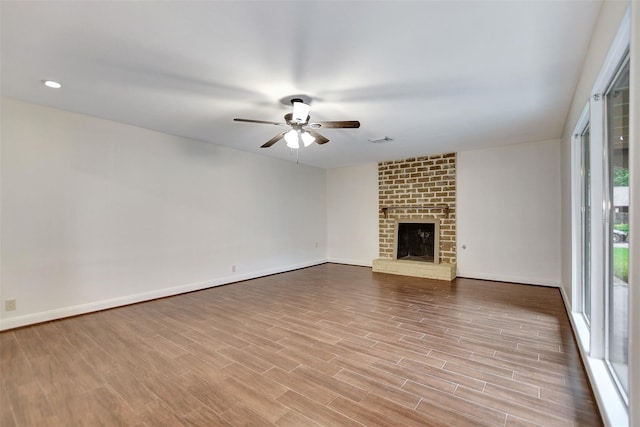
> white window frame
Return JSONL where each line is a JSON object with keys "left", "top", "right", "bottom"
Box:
{"left": 602, "top": 54, "right": 630, "bottom": 401}
{"left": 571, "top": 103, "right": 590, "bottom": 335}
{"left": 571, "top": 7, "right": 630, "bottom": 427}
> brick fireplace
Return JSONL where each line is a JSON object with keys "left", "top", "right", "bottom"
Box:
{"left": 372, "top": 153, "right": 456, "bottom": 280}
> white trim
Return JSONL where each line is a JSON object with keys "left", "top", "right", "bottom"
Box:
{"left": 561, "top": 285, "right": 590, "bottom": 353}
{"left": 628, "top": 4, "right": 639, "bottom": 425}
{"left": 456, "top": 272, "right": 560, "bottom": 287}
{"left": 589, "top": 93, "right": 606, "bottom": 359}
{"left": 0, "top": 258, "right": 328, "bottom": 331}
{"left": 560, "top": 286, "right": 629, "bottom": 427}
{"left": 571, "top": 102, "right": 590, "bottom": 313}
{"left": 327, "top": 257, "right": 373, "bottom": 267}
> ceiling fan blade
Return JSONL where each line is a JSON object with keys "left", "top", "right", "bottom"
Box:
{"left": 313, "top": 120, "right": 360, "bottom": 129}
{"left": 308, "top": 130, "right": 330, "bottom": 145}
{"left": 234, "top": 118, "right": 286, "bottom": 126}
{"left": 261, "top": 131, "right": 287, "bottom": 148}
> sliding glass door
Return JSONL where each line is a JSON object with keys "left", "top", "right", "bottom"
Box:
{"left": 605, "top": 56, "right": 629, "bottom": 398}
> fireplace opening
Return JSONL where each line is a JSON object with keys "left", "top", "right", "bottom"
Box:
{"left": 395, "top": 219, "right": 440, "bottom": 263}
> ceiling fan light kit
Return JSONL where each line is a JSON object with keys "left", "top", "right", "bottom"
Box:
{"left": 284, "top": 128, "right": 316, "bottom": 149}
{"left": 301, "top": 131, "right": 315, "bottom": 147}
{"left": 284, "top": 130, "right": 299, "bottom": 148}
{"left": 234, "top": 94, "right": 360, "bottom": 149}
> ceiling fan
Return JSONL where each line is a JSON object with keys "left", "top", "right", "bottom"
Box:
{"left": 234, "top": 97, "right": 360, "bottom": 149}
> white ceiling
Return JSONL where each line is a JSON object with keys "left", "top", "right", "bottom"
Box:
{"left": 1, "top": 0, "right": 602, "bottom": 168}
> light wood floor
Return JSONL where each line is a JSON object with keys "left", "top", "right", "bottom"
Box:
{"left": 0, "top": 263, "right": 601, "bottom": 426}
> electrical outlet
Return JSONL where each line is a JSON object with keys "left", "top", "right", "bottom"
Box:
{"left": 5, "top": 299, "right": 16, "bottom": 311}
{"left": 232, "top": 265, "right": 236, "bottom": 273}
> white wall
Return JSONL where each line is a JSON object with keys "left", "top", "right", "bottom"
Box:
{"left": 326, "top": 163, "right": 378, "bottom": 266}
{"left": 0, "top": 98, "right": 327, "bottom": 330}
{"left": 457, "top": 140, "right": 561, "bottom": 286}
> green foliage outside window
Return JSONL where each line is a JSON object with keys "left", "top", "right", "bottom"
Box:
{"left": 614, "top": 224, "right": 629, "bottom": 234}
{"left": 614, "top": 167, "right": 629, "bottom": 186}
{"left": 613, "top": 247, "right": 628, "bottom": 283}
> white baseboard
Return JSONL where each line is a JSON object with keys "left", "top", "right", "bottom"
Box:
{"left": 0, "top": 258, "right": 327, "bottom": 331}
{"left": 456, "top": 270, "right": 561, "bottom": 287}
{"left": 327, "top": 257, "right": 373, "bottom": 267}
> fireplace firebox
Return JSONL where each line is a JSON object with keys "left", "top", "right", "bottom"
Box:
{"left": 394, "top": 218, "right": 440, "bottom": 264}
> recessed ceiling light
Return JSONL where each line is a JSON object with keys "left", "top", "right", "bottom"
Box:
{"left": 42, "top": 80, "right": 62, "bottom": 89}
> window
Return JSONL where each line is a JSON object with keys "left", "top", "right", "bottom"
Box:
{"left": 580, "top": 123, "right": 591, "bottom": 323}
{"left": 570, "top": 8, "right": 630, "bottom": 424}
{"left": 572, "top": 103, "right": 592, "bottom": 329}
{"left": 605, "top": 56, "right": 629, "bottom": 398}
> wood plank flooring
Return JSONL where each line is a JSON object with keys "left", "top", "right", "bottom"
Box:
{"left": 0, "top": 263, "right": 601, "bottom": 426}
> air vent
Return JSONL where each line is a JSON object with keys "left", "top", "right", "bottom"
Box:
{"left": 369, "top": 136, "right": 393, "bottom": 143}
